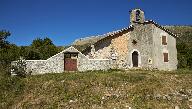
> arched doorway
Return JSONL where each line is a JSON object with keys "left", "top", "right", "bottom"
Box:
{"left": 132, "top": 51, "right": 138, "bottom": 67}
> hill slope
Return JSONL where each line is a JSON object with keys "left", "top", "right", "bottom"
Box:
{"left": 164, "top": 26, "right": 192, "bottom": 43}
{"left": 1, "top": 70, "right": 192, "bottom": 109}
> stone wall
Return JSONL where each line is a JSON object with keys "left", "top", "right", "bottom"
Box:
{"left": 25, "top": 60, "right": 48, "bottom": 74}
{"left": 12, "top": 46, "right": 112, "bottom": 75}
{"left": 46, "top": 52, "right": 64, "bottom": 73}
{"left": 78, "top": 58, "right": 111, "bottom": 71}
{"left": 94, "top": 39, "right": 111, "bottom": 59}
{"left": 126, "top": 23, "right": 154, "bottom": 69}
{"left": 111, "top": 32, "right": 131, "bottom": 69}
{"left": 88, "top": 31, "right": 131, "bottom": 69}
{"left": 11, "top": 60, "right": 48, "bottom": 74}
{"left": 152, "top": 25, "right": 178, "bottom": 71}
{"left": 76, "top": 50, "right": 111, "bottom": 71}
{"left": 12, "top": 51, "right": 65, "bottom": 75}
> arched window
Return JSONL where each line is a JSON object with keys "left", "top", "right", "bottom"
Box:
{"left": 136, "top": 10, "right": 140, "bottom": 22}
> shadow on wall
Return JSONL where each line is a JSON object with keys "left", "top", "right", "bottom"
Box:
{"left": 95, "top": 38, "right": 112, "bottom": 51}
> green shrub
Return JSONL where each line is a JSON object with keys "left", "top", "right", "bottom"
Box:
{"left": 11, "top": 57, "right": 28, "bottom": 77}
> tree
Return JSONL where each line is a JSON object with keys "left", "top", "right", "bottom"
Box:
{"left": 0, "top": 44, "right": 20, "bottom": 68}
{"left": 19, "top": 46, "right": 42, "bottom": 60}
{"left": 177, "top": 42, "right": 192, "bottom": 69}
{"left": 0, "top": 30, "right": 11, "bottom": 48}
{"left": 0, "top": 30, "right": 21, "bottom": 76}
{"left": 31, "top": 38, "right": 43, "bottom": 49}
{"left": 30, "top": 37, "right": 58, "bottom": 60}
{"left": 43, "top": 37, "right": 53, "bottom": 45}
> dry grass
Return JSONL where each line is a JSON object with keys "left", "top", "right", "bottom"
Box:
{"left": 1, "top": 69, "right": 192, "bottom": 109}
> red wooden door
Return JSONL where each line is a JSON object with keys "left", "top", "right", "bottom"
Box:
{"left": 64, "top": 58, "right": 77, "bottom": 71}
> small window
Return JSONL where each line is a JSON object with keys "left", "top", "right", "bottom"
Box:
{"left": 163, "top": 53, "right": 168, "bottom": 62}
{"left": 162, "top": 36, "right": 167, "bottom": 45}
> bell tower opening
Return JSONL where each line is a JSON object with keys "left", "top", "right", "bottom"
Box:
{"left": 130, "top": 9, "right": 145, "bottom": 25}
{"left": 136, "top": 10, "right": 141, "bottom": 21}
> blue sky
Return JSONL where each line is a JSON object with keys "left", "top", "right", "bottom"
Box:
{"left": 0, "top": 0, "right": 192, "bottom": 46}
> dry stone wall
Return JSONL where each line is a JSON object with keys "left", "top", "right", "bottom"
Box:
{"left": 46, "top": 52, "right": 64, "bottom": 73}
{"left": 12, "top": 51, "right": 65, "bottom": 75}
{"left": 76, "top": 51, "right": 111, "bottom": 71}
{"left": 78, "top": 59, "right": 111, "bottom": 71}
{"left": 12, "top": 46, "right": 112, "bottom": 75}
{"left": 25, "top": 60, "right": 48, "bottom": 74}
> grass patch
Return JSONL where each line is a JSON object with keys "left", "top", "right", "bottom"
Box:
{"left": 1, "top": 69, "right": 192, "bottom": 108}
